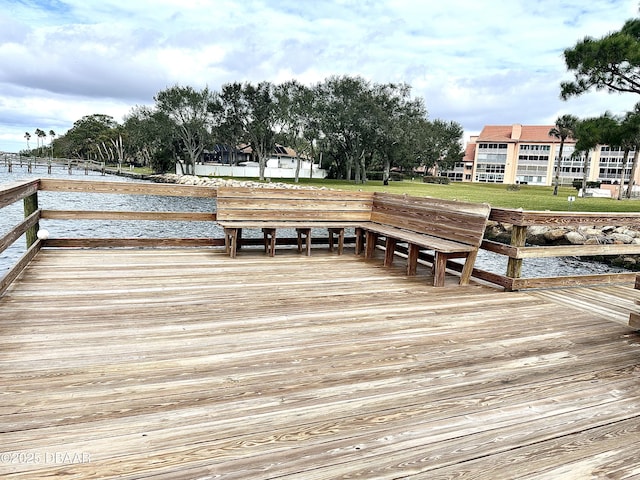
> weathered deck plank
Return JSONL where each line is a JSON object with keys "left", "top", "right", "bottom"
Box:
{"left": 1, "top": 248, "right": 639, "bottom": 478}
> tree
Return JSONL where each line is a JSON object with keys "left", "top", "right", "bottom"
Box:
{"left": 625, "top": 104, "right": 640, "bottom": 198}
{"left": 242, "top": 82, "right": 278, "bottom": 181}
{"left": 212, "top": 82, "right": 279, "bottom": 181}
{"left": 418, "top": 119, "right": 465, "bottom": 177}
{"left": 549, "top": 114, "right": 578, "bottom": 195}
{"left": 24, "top": 132, "right": 31, "bottom": 151}
{"left": 362, "top": 82, "right": 427, "bottom": 183}
{"left": 35, "top": 128, "right": 47, "bottom": 155}
{"left": 33, "top": 129, "right": 41, "bottom": 153}
{"left": 572, "top": 118, "right": 599, "bottom": 193}
{"left": 48, "top": 130, "right": 56, "bottom": 158}
{"left": 589, "top": 111, "right": 640, "bottom": 200}
{"left": 56, "top": 114, "right": 119, "bottom": 159}
{"left": 273, "top": 80, "right": 317, "bottom": 182}
{"left": 561, "top": 18, "right": 640, "bottom": 99}
{"left": 576, "top": 112, "right": 640, "bottom": 200}
{"left": 209, "top": 84, "right": 244, "bottom": 168}
{"left": 123, "top": 106, "right": 177, "bottom": 173}
{"left": 154, "top": 85, "right": 213, "bottom": 175}
{"left": 315, "top": 76, "right": 372, "bottom": 182}
{"left": 369, "top": 85, "right": 425, "bottom": 183}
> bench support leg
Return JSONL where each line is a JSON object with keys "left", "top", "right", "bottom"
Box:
{"left": 328, "top": 228, "right": 345, "bottom": 255}
{"left": 433, "top": 252, "right": 448, "bottom": 287}
{"left": 262, "top": 228, "right": 277, "bottom": 256}
{"left": 432, "top": 251, "right": 476, "bottom": 286}
{"left": 296, "top": 228, "right": 312, "bottom": 256}
{"left": 355, "top": 228, "right": 365, "bottom": 255}
{"left": 459, "top": 250, "right": 477, "bottom": 286}
{"left": 365, "top": 231, "right": 379, "bottom": 259}
{"left": 407, "top": 244, "right": 419, "bottom": 276}
{"left": 224, "top": 228, "right": 240, "bottom": 258}
{"left": 384, "top": 237, "right": 397, "bottom": 267}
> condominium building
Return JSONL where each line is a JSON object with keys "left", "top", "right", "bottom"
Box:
{"left": 442, "top": 142, "right": 475, "bottom": 182}
{"left": 456, "top": 124, "right": 639, "bottom": 187}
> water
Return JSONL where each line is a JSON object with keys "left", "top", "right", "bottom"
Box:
{"left": 0, "top": 164, "right": 220, "bottom": 273}
{"left": 0, "top": 163, "right": 628, "bottom": 277}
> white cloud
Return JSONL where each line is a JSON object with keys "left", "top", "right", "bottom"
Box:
{"left": 0, "top": 0, "right": 638, "bottom": 152}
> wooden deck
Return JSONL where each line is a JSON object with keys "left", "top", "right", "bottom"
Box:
{"left": 1, "top": 248, "right": 640, "bottom": 479}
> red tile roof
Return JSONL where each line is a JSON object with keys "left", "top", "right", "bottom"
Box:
{"left": 463, "top": 143, "right": 476, "bottom": 162}
{"left": 478, "top": 125, "right": 575, "bottom": 143}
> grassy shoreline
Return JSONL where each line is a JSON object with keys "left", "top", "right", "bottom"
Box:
{"left": 242, "top": 177, "right": 640, "bottom": 213}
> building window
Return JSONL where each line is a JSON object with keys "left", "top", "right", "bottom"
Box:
{"left": 478, "top": 143, "right": 507, "bottom": 150}
{"left": 475, "top": 162, "right": 505, "bottom": 183}
{"left": 519, "top": 144, "right": 551, "bottom": 152}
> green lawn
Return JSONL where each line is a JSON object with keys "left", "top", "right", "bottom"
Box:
{"left": 270, "top": 178, "right": 640, "bottom": 212}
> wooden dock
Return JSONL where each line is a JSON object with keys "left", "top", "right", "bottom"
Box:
{"left": 1, "top": 248, "right": 640, "bottom": 479}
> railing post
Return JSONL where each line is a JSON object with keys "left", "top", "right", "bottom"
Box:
{"left": 506, "top": 225, "right": 527, "bottom": 279}
{"left": 23, "top": 191, "right": 40, "bottom": 247}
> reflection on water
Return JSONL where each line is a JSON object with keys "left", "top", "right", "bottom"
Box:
{"left": 0, "top": 164, "right": 628, "bottom": 277}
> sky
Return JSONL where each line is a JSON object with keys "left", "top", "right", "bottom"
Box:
{"left": 0, "top": 0, "right": 639, "bottom": 153}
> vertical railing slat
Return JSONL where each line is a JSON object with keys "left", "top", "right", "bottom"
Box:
{"left": 23, "top": 191, "right": 40, "bottom": 247}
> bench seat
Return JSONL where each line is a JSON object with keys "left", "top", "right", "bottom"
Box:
{"left": 359, "top": 222, "right": 476, "bottom": 254}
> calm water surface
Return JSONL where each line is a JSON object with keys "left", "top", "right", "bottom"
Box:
{"left": 0, "top": 164, "right": 627, "bottom": 277}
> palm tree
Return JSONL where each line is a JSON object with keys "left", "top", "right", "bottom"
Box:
{"left": 549, "top": 114, "right": 578, "bottom": 195}
{"left": 49, "top": 130, "right": 56, "bottom": 158}
{"left": 35, "top": 129, "right": 46, "bottom": 155}
{"left": 24, "top": 132, "right": 31, "bottom": 150}
{"left": 573, "top": 113, "right": 618, "bottom": 194}
{"left": 623, "top": 104, "right": 640, "bottom": 198}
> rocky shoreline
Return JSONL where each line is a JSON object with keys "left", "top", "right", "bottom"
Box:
{"left": 148, "top": 173, "right": 328, "bottom": 190}
{"left": 485, "top": 221, "right": 640, "bottom": 270}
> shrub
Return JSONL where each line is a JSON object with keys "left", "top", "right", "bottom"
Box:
{"left": 423, "top": 176, "right": 450, "bottom": 184}
{"left": 572, "top": 179, "right": 601, "bottom": 190}
{"left": 367, "top": 171, "right": 404, "bottom": 182}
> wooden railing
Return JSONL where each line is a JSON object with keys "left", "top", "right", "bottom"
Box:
{"left": 1, "top": 179, "right": 42, "bottom": 295}
{"left": 2, "top": 178, "right": 640, "bottom": 295}
{"left": 2, "top": 154, "right": 118, "bottom": 175}
{"left": 0, "top": 178, "right": 219, "bottom": 295}
{"left": 477, "top": 208, "right": 640, "bottom": 290}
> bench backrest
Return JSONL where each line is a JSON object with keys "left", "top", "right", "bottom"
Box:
{"left": 216, "top": 187, "right": 374, "bottom": 222}
{"left": 371, "top": 192, "right": 490, "bottom": 247}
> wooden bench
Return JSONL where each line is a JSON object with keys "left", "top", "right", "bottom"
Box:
{"left": 216, "top": 187, "right": 490, "bottom": 287}
{"left": 359, "top": 193, "right": 491, "bottom": 286}
{"left": 216, "top": 187, "right": 374, "bottom": 258}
